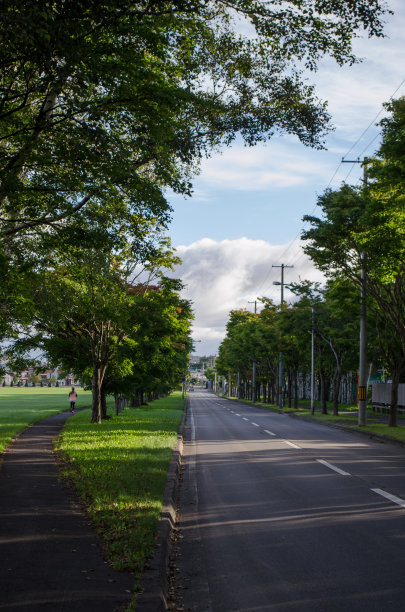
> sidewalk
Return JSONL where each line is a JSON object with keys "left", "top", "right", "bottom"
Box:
{"left": 0, "top": 411, "right": 134, "bottom": 612}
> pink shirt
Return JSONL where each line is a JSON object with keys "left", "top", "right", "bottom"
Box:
{"left": 69, "top": 391, "right": 77, "bottom": 401}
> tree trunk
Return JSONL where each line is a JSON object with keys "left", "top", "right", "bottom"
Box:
{"left": 319, "top": 369, "right": 327, "bottom": 414}
{"left": 388, "top": 369, "right": 400, "bottom": 427}
{"left": 287, "top": 369, "right": 292, "bottom": 408}
{"left": 100, "top": 381, "right": 108, "bottom": 419}
{"left": 91, "top": 365, "right": 104, "bottom": 423}
{"left": 294, "top": 371, "right": 299, "bottom": 409}
{"left": 332, "top": 368, "right": 342, "bottom": 416}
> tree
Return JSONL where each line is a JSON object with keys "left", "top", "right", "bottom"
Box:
{"left": 218, "top": 281, "right": 363, "bottom": 413}
{"left": 101, "top": 277, "right": 193, "bottom": 407}
{"left": 0, "top": 0, "right": 391, "bottom": 346}
{"left": 216, "top": 309, "right": 257, "bottom": 399}
{"left": 0, "top": 0, "right": 390, "bottom": 241}
{"left": 278, "top": 287, "right": 320, "bottom": 409}
{"left": 11, "top": 241, "right": 192, "bottom": 423}
{"left": 302, "top": 98, "right": 405, "bottom": 424}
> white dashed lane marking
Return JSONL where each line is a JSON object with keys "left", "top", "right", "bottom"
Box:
{"left": 317, "top": 459, "right": 350, "bottom": 476}
{"left": 285, "top": 441, "right": 301, "bottom": 449}
{"left": 216, "top": 404, "right": 405, "bottom": 501}
{"left": 371, "top": 488, "right": 405, "bottom": 509}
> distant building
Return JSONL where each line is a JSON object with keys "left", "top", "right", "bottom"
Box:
{"left": 1, "top": 362, "right": 78, "bottom": 386}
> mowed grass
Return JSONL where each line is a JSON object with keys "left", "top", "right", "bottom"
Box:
{"left": 0, "top": 386, "right": 92, "bottom": 453}
{"left": 55, "top": 391, "right": 185, "bottom": 585}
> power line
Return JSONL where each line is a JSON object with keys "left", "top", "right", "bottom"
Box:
{"left": 245, "top": 77, "right": 405, "bottom": 307}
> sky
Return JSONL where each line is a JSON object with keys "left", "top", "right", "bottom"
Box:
{"left": 167, "top": 0, "right": 405, "bottom": 356}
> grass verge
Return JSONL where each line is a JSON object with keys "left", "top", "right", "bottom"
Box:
{"left": 55, "top": 391, "right": 185, "bottom": 589}
{"left": 0, "top": 386, "right": 92, "bottom": 454}
{"left": 224, "top": 395, "right": 405, "bottom": 442}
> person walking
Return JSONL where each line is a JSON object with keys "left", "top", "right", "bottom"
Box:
{"left": 69, "top": 387, "right": 77, "bottom": 413}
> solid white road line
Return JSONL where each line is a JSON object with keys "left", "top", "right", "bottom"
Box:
{"left": 317, "top": 459, "right": 350, "bottom": 476}
{"left": 264, "top": 429, "right": 276, "bottom": 436}
{"left": 251, "top": 422, "right": 260, "bottom": 427}
{"left": 371, "top": 488, "right": 405, "bottom": 509}
{"left": 285, "top": 441, "right": 301, "bottom": 449}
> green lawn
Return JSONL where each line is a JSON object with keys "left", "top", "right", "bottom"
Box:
{"left": 0, "top": 386, "right": 92, "bottom": 454}
{"left": 56, "top": 391, "right": 185, "bottom": 602}
{"left": 1, "top": 387, "right": 185, "bottom": 608}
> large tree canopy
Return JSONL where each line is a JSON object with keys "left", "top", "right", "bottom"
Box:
{"left": 301, "top": 98, "right": 405, "bottom": 424}
{"left": 9, "top": 242, "right": 193, "bottom": 423}
{"left": 0, "top": 0, "right": 390, "bottom": 242}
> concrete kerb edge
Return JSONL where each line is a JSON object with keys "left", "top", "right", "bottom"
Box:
{"left": 136, "top": 396, "right": 188, "bottom": 611}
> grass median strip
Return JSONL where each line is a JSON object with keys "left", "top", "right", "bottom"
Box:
{"left": 55, "top": 391, "right": 185, "bottom": 583}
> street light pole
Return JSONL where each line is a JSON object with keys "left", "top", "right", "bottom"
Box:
{"left": 249, "top": 300, "right": 257, "bottom": 403}
{"left": 272, "top": 264, "right": 293, "bottom": 410}
{"left": 311, "top": 307, "right": 315, "bottom": 415}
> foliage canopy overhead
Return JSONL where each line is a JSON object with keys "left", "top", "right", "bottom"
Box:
{"left": 0, "top": 0, "right": 391, "bottom": 240}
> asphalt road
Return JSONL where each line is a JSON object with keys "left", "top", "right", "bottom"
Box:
{"left": 174, "top": 390, "right": 405, "bottom": 612}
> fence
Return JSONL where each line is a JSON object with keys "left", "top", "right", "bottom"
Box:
{"left": 372, "top": 383, "right": 405, "bottom": 408}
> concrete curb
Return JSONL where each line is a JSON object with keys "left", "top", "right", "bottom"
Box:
{"left": 136, "top": 400, "right": 188, "bottom": 611}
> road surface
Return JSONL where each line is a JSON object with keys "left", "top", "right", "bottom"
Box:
{"left": 173, "top": 390, "right": 405, "bottom": 612}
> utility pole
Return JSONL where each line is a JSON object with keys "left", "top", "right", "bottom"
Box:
{"left": 311, "top": 307, "right": 315, "bottom": 415}
{"left": 342, "top": 158, "right": 368, "bottom": 426}
{"left": 358, "top": 251, "right": 368, "bottom": 426}
{"left": 272, "top": 264, "right": 294, "bottom": 410}
{"left": 249, "top": 300, "right": 257, "bottom": 403}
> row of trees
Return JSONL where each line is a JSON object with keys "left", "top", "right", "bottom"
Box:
{"left": 217, "top": 97, "right": 405, "bottom": 427}
{"left": 8, "top": 240, "right": 193, "bottom": 423}
{"left": 216, "top": 279, "right": 359, "bottom": 414}
{"left": 0, "top": 1, "right": 391, "bottom": 420}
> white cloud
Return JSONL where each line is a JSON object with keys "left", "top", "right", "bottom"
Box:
{"left": 172, "top": 237, "right": 324, "bottom": 355}
{"left": 197, "top": 142, "right": 332, "bottom": 191}
{"left": 314, "top": 1, "right": 405, "bottom": 134}
{"left": 166, "top": 3, "right": 405, "bottom": 358}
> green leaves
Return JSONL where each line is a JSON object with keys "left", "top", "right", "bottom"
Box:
{"left": 0, "top": 0, "right": 390, "bottom": 245}
{"left": 301, "top": 97, "right": 405, "bottom": 394}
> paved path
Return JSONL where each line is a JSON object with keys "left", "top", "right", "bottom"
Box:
{"left": 0, "top": 411, "right": 134, "bottom": 612}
